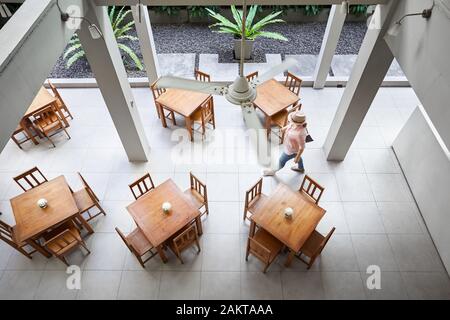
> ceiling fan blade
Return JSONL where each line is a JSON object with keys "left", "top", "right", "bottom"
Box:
{"left": 251, "top": 58, "right": 298, "bottom": 86}
{"left": 241, "top": 104, "right": 272, "bottom": 167}
{"left": 155, "top": 76, "right": 230, "bottom": 96}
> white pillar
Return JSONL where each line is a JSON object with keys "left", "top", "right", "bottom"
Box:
{"left": 78, "top": 4, "right": 150, "bottom": 161}
{"left": 132, "top": 4, "right": 160, "bottom": 83}
{"left": 313, "top": 5, "right": 346, "bottom": 89}
{"left": 324, "top": 3, "right": 398, "bottom": 160}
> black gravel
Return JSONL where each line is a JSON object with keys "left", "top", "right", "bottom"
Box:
{"left": 49, "top": 22, "right": 366, "bottom": 78}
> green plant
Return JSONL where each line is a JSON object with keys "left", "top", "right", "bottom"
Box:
{"left": 302, "top": 5, "right": 323, "bottom": 16}
{"left": 188, "top": 6, "right": 219, "bottom": 18}
{"left": 349, "top": 5, "right": 369, "bottom": 16}
{"left": 63, "top": 6, "right": 143, "bottom": 70}
{"left": 267, "top": 5, "right": 291, "bottom": 16}
{"left": 207, "top": 5, "right": 288, "bottom": 41}
{"left": 154, "top": 6, "right": 182, "bottom": 16}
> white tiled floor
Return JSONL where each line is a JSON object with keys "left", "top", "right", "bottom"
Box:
{"left": 0, "top": 86, "right": 449, "bottom": 300}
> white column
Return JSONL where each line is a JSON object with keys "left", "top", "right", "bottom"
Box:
{"left": 324, "top": 3, "right": 398, "bottom": 160}
{"left": 132, "top": 4, "right": 160, "bottom": 83}
{"left": 313, "top": 4, "right": 346, "bottom": 89}
{"left": 78, "top": 4, "right": 150, "bottom": 161}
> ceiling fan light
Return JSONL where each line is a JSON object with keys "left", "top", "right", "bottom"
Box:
{"left": 225, "top": 76, "right": 257, "bottom": 106}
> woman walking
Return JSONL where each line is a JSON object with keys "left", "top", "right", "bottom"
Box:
{"left": 263, "top": 111, "right": 308, "bottom": 176}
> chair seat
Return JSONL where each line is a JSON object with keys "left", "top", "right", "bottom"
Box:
{"left": 253, "top": 228, "right": 283, "bottom": 262}
{"left": 271, "top": 110, "right": 288, "bottom": 128}
{"left": 127, "top": 228, "right": 153, "bottom": 256}
{"left": 191, "top": 108, "right": 203, "bottom": 123}
{"left": 43, "top": 222, "right": 82, "bottom": 255}
{"left": 73, "top": 188, "right": 96, "bottom": 212}
{"left": 300, "top": 230, "right": 324, "bottom": 256}
{"left": 184, "top": 189, "right": 205, "bottom": 209}
{"left": 34, "top": 116, "right": 62, "bottom": 133}
{"left": 247, "top": 194, "right": 268, "bottom": 214}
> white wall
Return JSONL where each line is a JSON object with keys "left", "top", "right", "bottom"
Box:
{"left": 393, "top": 106, "right": 450, "bottom": 274}
{"left": 385, "top": 0, "right": 450, "bottom": 150}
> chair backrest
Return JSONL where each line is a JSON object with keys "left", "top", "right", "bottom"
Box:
{"left": 299, "top": 175, "right": 324, "bottom": 204}
{"left": 245, "top": 178, "right": 263, "bottom": 207}
{"left": 32, "top": 105, "right": 61, "bottom": 130}
{"left": 199, "top": 97, "right": 214, "bottom": 123}
{"left": 13, "top": 166, "right": 48, "bottom": 191}
{"left": 172, "top": 224, "right": 198, "bottom": 253}
{"left": 248, "top": 237, "right": 271, "bottom": 265}
{"left": 115, "top": 227, "right": 133, "bottom": 252}
{"left": 48, "top": 80, "right": 64, "bottom": 104}
{"left": 129, "top": 173, "right": 155, "bottom": 200}
{"left": 77, "top": 172, "right": 99, "bottom": 202}
{"left": 189, "top": 172, "right": 207, "bottom": 201}
{"left": 150, "top": 80, "right": 166, "bottom": 100}
{"left": 194, "top": 69, "right": 211, "bottom": 82}
{"left": 44, "top": 228, "right": 78, "bottom": 255}
{"left": 311, "top": 227, "right": 336, "bottom": 259}
{"left": 0, "top": 219, "right": 17, "bottom": 249}
{"left": 285, "top": 72, "right": 302, "bottom": 95}
{"left": 246, "top": 71, "right": 259, "bottom": 82}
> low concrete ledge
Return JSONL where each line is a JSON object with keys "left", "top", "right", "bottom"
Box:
{"left": 46, "top": 76, "right": 409, "bottom": 89}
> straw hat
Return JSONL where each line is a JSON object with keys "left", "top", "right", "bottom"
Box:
{"left": 288, "top": 111, "right": 306, "bottom": 125}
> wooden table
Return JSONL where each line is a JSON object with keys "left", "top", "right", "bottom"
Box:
{"left": 155, "top": 89, "right": 211, "bottom": 141}
{"left": 253, "top": 79, "right": 300, "bottom": 136}
{"left": 22, "top": 87, "right": 69, "bottom": 144}
{"left": 250, "top": 183, "right": 326, "bottom": 267}
{"left": 127, "top": 179, "right": 203, "bottom": 263}
{"left": 10, "top": 176, "right": 94, "bottom": 257}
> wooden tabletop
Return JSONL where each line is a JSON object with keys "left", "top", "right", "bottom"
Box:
{"left": 127, "top": 179, "right": 200, "bottom": 247}
{"left": 253, "top": 79, "right": 300, "bottom": 116}
{"left": 156, "top": 88, "right": 211, "bottom": 117}
{"left": 11, "top": 176, "right": 79, "bottom": 244}
{"left": 24, "top": 87, "right": 56, "bottom": 118}
{"left": 251, "top": 183, "right": 326, "bottom": 252}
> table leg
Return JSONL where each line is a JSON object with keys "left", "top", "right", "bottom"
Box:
{"left": 76, "top": 213, "right": 94, "bottom": 235}
{"left": 26, "top": 238, "right": 51, "bottom": 258}
{"left": 185, "top": 116, "right": 193, "bottom": 141}
{"left": 20, "top": 118, "right": 39, "bottom": 145}
{"left": 158, "top": 104, "right": 168, "bottom": 128}
{"left": 249, "top": 220, "right": 256, "bottom": 238}
{"left": 195, "top": 216, "right": 203, "bottom": 236}
{"left": 157, "top": 245, "right": 168, "bottom": 263}
{"left": 285, "top": 249, "right": 295, "bottom": 267}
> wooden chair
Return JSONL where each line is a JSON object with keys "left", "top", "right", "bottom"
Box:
{"left": 246, "top": 71, "right": 259, "bottom": 82}
{"left": 168, "top": 224, "right": 201, "bottom": 264}
{"left": 115, "top": 227, "right": 157, "bottom": 268}
{"left": 246, "top": 228, "right": 283, "bottom": 273}
{"left": 184, "top": 172, "right": 209, "bottom": 217}
{"left": 129, "top": 173, "right": 155, "bottom": 200}
{"left": 296, "top": 227, "right": 335, "bottom": 269}
{"left": 43, "top": 220, "right": 90, "bottom": 266}
{"left": 0, "top": 215, "right": 36, "bottom": 259}
{"left": 284, "top": 72, "right": 302, "bottom": 96}
{"left": 151, "top": 80, "right": 176, "bottom": 125}
{"left": 243, "top": 178, "right": 268, "bottom": 221}
{"left": 72, "top": 172, "right": 106, "bottom": 222}
{"left": 48, "top": 80, "right": 73, "bottom": 120}
{"left": 194, "top": 69, "right": 211, "bottom": 82}
{"left": 11, "top": 119, "right": 40, "bottom": 149}
{"left": 13, "top": 166, "right": 48, "bottom": 191}
{"left": 269, "top": 102, "right": 302, "bottom": 143}
{"left": 32, "top": 105, "right": 70, "bottom": 147}
{"left": 299, "top": 175, "right": 325, "bottom": 204}
{"left": 190, "top": 96, "right": 216, "bottom": 139}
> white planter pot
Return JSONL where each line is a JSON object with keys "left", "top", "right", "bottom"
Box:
{"left": 234, "top": 39, "right": 254, "bottom": 60}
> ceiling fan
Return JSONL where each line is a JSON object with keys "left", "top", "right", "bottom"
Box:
{"left": 154, "top": 0, "right": 297, "bottom": 132}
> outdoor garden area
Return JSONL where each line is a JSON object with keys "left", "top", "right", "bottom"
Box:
{"left": 45, "top": 4, "right": 378, "bottom": 79}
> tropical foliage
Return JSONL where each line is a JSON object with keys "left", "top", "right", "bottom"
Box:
{"left": 63, "top": 6, "right": 143, "bottom": 70}
{"left": 302, "top": 5, "right": 323, "bottom": 16}
{"left": 207, "top": 5, "right": 288, "bottom": 41}
{"left": 349, "top": 5, "right": 369, "bottom": 16}
{"left": 188, "top": 6, "right": 220, "bottom": 18}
